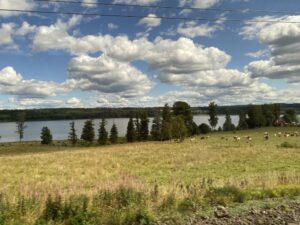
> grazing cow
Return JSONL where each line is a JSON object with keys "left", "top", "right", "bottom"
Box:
{"left": 190, "top": 138, "right": 196, "bottom": 143}
{"left": 233, "top": 136, "right": 240, "bottom": 141}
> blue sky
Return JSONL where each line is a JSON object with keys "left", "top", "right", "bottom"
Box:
{"left": 0, "top": 0, "right": 300, "bottom": 108}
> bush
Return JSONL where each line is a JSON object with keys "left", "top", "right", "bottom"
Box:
{"left": 198, "top": 123, "right": 211, "bottom": 134}
{"left": 40, "top": 127, "right": 52, "bottom": 145}
{"left": 205, "top": 186, "right": 246, "bottom": 205}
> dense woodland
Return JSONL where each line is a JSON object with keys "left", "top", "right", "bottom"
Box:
{"left": 0, "top": 103, "right": 300, "bottom": 122}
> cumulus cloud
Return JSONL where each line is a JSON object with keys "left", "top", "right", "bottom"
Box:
{"left": 176, "top": 21, "right": 220, "bottom": 38}
{"left": 0, "top": 67, "right": 73, "bottom": 98}
{"left": 68, "top": 55, "right": 153, "bottom": 97}
{"left": 0, "top": 23, "right": 17, "bottom": 48}
{"left": 242, "top": 15, "right": 300, "bottom": 83}
{"left": 179, "top": 0, "right": 219, "bottom": 8}
{"left": 0, "top": 0, "right": 35, "bottom": 17}
{"left": 138, "top": 14, "right": 161, "bottom": 27}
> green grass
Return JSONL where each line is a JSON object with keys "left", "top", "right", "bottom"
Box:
{"left": 0, "top": 127, "right": 300, "bottom": 224}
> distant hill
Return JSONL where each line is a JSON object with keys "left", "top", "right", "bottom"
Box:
{"left": 0, "top": 103, "right": 299, "bottom": 122}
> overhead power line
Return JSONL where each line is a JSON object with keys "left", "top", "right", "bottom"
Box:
{"left": 1, "top": 8, "right": 300, "bottom": 24}
{"left": 34, "top": 0, "right": 300, "bottom": 15}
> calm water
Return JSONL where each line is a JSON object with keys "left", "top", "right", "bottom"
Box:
{"left": 0, "top": 115, "right": 239, "bottom": 142}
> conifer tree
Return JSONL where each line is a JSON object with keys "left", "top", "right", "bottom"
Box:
{"left": 223, "top": 109, "right": 235, "bottom": 131}
{"left": 161, "top": 104, "right": 172, "bottom": 140}
{"left": 135, "top": 114, "right": 141, "bottom": 141}
{"left": 151, "top": 112, "right": 162, "bottom": 141}
{"left": 81, "top": 120, "right": 95, "bottom": 143}
{"left": 140, "top": 111, "right": 149, "bottom": 141}
{"left": 208, "top": 102, "right": 218, "bottom": 130}
{"left": 238, "top": 112, "right": 248, "bottom": 130}
{"left": 98, "top": 118, "right": 108, "bottom": 145}
{"left": 68, "top": 120, "right": 77, "bottom": 146}
{"left": 16, "top": 111, "right": 27, "bottom": 142}
{"left": 41, "top": 126, "right": 52, "bottom": 145}
{"left": 126, "top": 117, "right": 136, "bottom": 142}
{"left": 110, "top": 123, "right": 118, "bottom": 144}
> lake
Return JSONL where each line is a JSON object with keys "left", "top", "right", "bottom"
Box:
{"left": 0, "top": 115, "right": 239, "bottom": 142}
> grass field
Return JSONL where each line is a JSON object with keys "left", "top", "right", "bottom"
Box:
{"left": 0, "top": 127, "right": 300, "bottom": 224}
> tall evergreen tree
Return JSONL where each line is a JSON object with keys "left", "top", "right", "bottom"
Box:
{"left": 135, "top": 114, "right": 141, "bottom": 141}
{"left": 208, "top": 102, "right": 218, "bottom": 130}
{"left": 16, "top": 111, "right": 27, "bottom": 142}
{"left": 98, "top": 118, "right": 108, "bottom": 145}
{"left": 140, "top": 111, "right": 149, "bottom": 141}
{"left": 238, "top": 112, "right": 248, "bottom": 130}
{"left": 161, "top": 104, "right": 172, "bottom": 140}
{"left": 247, "top": 105, "right": 265, "bottom": 128}
{"left": 262, "top": 104, "right": 275, "bottom": 126}
{"left": 41, "top": 126, "right": 52, "bottom": 145}
{"left": 223, "top": 109, "right": 235, "bottom": 131}
{"left": 81, "top": 120, "right": 95, "bottom": 143}
{"left": 151, "top": 112, "right": 162, "bottom": 141}
{"left": 68, "top": 120, "right": 77, "bottom": 146}
{"left": 110, "top": 123, "right": 118, "bottom": 144}
{"left": 126, "top": 117, "right": 136, "bottom": 142}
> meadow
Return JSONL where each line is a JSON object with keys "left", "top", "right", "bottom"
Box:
{"left": 0, "top": 127, "right": 300, "bottom": 224}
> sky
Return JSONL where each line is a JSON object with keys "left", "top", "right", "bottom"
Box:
{"left": 0, "top": 0, "right": 300, "bottom": 109}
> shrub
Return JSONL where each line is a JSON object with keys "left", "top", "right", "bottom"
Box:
{"left": 198, "top": 123, "right": 211, "bottom": 134}
{"left": 40, "top": 127, "right": 52, "bottom": 145}
{"left": 205, "top": 186, "right": 246, "bottom": 205}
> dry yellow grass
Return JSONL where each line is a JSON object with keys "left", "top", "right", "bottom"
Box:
{"left": 0, "top": 127, "right": 300, "bottom": 201}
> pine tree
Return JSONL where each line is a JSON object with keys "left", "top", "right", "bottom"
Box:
{"left": 135, "top": 114, "right": 141, "bottom": 141}
{"left": 238, "top": 112, "right": 248, "bottom": 130}
{"left": 16, "top": 111, "right": 27, "bottom": 142}
{"left": 81, "top": 120, "right": 95, "bottom": 143}
{"left": 68, "top": 120, "right": 77, "bottom": 146}
{"left": 223, "top": 109, "right": 235, "bottom": 131}
{"left": 140, "top": 111, "right": 149, "bottom": 141}
{"left": 41, "top": 127, "right": 52, "bottom": 145}
{"left": 126, "top": 117, "right": 136, "bottom": 142}
{"left": 110, "top": 123, "right": 118, "bottom": 144}
{"left": 161, "top": 104, "right": 172, "bottom": 140}
{"left": 208, "top": 102, "right": 218, "bottom": 130}
{"left": 151, "top": 112, "right": 162, "bottom": 141}
{"left": 98, "top": 118, "right": 108, "bottom": 145}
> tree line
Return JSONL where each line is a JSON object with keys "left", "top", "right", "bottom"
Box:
{"left": 8, "top": 101, "right": 300, "bottom": 145}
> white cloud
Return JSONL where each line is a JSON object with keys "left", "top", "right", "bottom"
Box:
{"left": 179, "top": 0, "right": 219, "bottom": 8}
{"left": 138, "top": 14, "right": 161, "bottom": 27}
{"left": 0, "top": 23, "right": 17, "bottom": 48}
{"left": 0, "top": 67, "right": 73, "bottom": 98}
{"left": 245, "top": 49, "right": 269, "bottom": 58}
{"left": 66, "top": 97, "right": 82, "bottom": 107}
{"left": 68, "top": 55, "right": 153, "bottom": 97}
{"left": 0, "top": 0, "right": 35, "bottom": 17}
{"left": 242, "top": 15, "right": 300, "bottom": 82}
{"left": 176, "top": 21, "right": 220, "bottom": 38}
{"left": 108, "top": 23, "right": 119, "bottom": 30}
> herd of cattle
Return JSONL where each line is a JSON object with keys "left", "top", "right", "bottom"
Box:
{"left": 188, "top": 131, "right": 300, "bottom": 143}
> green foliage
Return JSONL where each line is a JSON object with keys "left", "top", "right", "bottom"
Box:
{"left": 110, "top": 124, "right": 118, "bottom": 144}
{"left": 150, "top": 112, "right": 162, "bottom": 141}
{"left": 16, "top": 111, "right": 27, "bottom": 142}
{"left": 68, "top": 121, "right": 78, "bottom": 146}
{"left": 177, "top": 199, "right": 196, "bottom": 214}
{"left": 81, "top": 120, "right": 95, "bottom": 143}
{"left": 262, "top": 104, "right": 275, "bottom": 126}
{"left": 223, "top": 110, "right": 235, "bottom": 131}
{"left": 247, "top": 105, "right": 266, "bottom": 128}
{"left": 237, "top": 112, "right": 248, "bottom": 130}
{"left": 126, "top": 117, "right": 136, "bottom": 143}
{"left": 171, "top": 116, "right": 188, "bottom": 141}
{"left": 135, "top": 115, "right": 141, "bottom": 141}
{"left": 161, "top": 104, "right": 172, "bottom": 141}
{"left": 280, "top": 141, "right": 300, "bottom": 149}
{"left": 208, "top": 102, "right": 218, "bottom": 130}
{"left": 283, "top": 109, "right": 299, "bottom": 124}
{"left": 205, "top": 186, "right": 246, "bottom": 205}
{"left": 173, "top": 101, "right": 195, "bottom": 135}
{"left": 140, "top": 112, "right": 149, "bottom": 141}
{"left": 40, "top": 127, "right": 52, "bottom": 145}
{"left": 98, "top": 118, "right": 108, "bottom": 145}
{"left": 198, "top": 123, "right": 211, "bottom": 134}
